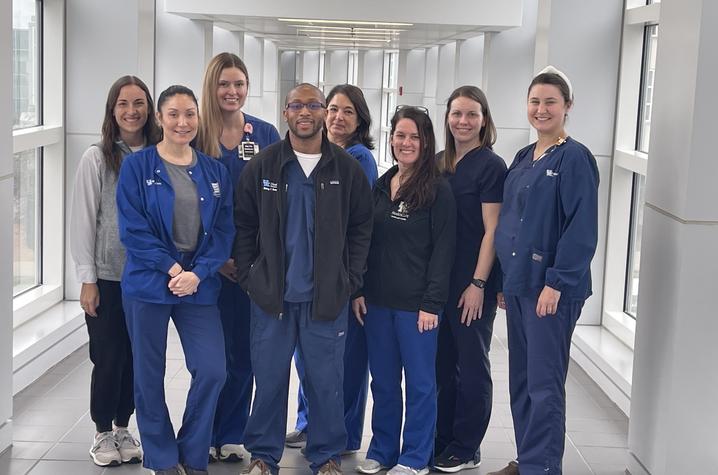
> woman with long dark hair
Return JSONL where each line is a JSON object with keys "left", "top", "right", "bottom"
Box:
{"left": 117, "top": 85, "right": 234, "bottom": 475}
{"left": 488, "top": 67, "right": 599, "bottom": 475}
{"left": 354, "top": 106, "right": 456, "bottom": 475}
{"left": 196, "top": 52, "right": 280, "bottom": 464}
{"left": 70, "top": 75, "right": 160, "bottom": 467}
{"left": 433, "top": 86, "right": 506, "bottom": 472}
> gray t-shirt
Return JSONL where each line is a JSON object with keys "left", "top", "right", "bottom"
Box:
{"left": 161, "top": 151, "right": 201, "bottom": 252}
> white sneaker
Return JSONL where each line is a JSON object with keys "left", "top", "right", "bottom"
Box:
{"left": 114, "top": 427, "right": 142, "bottom": 463}
{"left": 357, "top": 459, "right": 387, "bottom": 474}
{"left": 89, "top": 431, "right": 122, "bottom": 467}
{"left": 209, "top": 446, "right": 219, "bottom": 463}
{"left": 219, "top": 443, "right": 247, "bottom": 462}
{"left": 386, "top": 464, "right": 428, "bottom": 475}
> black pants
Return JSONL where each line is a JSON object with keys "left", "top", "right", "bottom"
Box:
{"left": 85, "top": 279, "right": 135, "bottom": 433}
{"left": 435, "top": 290, "right": 497, "bottom": 462}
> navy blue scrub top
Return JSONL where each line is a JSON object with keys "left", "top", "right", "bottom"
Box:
{"left": 443, "top": 146, "right": 507, "bottom": 293}
{"left": 283, "top": 159, "right": 316, "bottom": 302}
{"left": 218, "top": 113, "right": 281, "bottom": 187}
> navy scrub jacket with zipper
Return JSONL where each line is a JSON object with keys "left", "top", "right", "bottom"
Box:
{"left": 495, "top": 137, "right": 599, "bottom": 300}
{"left": 116, "top": 145, "right": 235, "bottom": 305}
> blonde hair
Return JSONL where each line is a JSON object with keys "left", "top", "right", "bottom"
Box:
{"left": 196, "top": 52, "right": 250, "bottom": 158}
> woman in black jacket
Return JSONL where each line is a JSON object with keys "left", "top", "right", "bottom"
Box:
{"left": 353, "top": 106, "right": 456, "bottom": 475}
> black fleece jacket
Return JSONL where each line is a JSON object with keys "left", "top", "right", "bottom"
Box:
{"left": 233, "top": 133, "right": 373, "bottom": 321}
{"left": 362, "top": 166, "right": 457, "bottom": 315}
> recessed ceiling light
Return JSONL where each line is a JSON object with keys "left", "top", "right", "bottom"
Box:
{"left": 290, "top": 24, "right": 407, "bottom": 33}
{"left": 308, "top": 35, "right": 391, "bottom": 43}
{"left": 278, "top": 18, "right": 413, "bottom": 27}
{"left": 297, "top": 28, "right": 399, "bottom": 36}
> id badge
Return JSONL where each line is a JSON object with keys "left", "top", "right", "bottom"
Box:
{"left": 241, "top": 141, "right": 259, "bottom": 160}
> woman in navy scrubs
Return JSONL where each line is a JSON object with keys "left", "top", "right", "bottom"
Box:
{"left": 195, "top": 52, "right": 280, "bottom": 464}
{"left": 117, "top": 85, "right": 235, "bottom": 475}
{"left": 286, "top": 84, "right": 378, "bottom": 453}
{"left": 434, "top": 86, "right": 506, "bottom": 472}
{"left": 488, "top": 67, "right": 599, "bottom": 475}
{"left": 354, "top": 106, "right": 456, "bottom": 475}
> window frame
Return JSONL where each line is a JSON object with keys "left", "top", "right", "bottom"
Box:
{"left": 378, "top": 50, "right": 399, "bottom": 168}
{"left": 12, "top": 0, "right": 65, "bottom": 329}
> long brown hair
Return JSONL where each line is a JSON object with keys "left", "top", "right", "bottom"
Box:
{"left": 101, "top": 76, "right": 160, "bottom": 175}
{"left": 442, "top": 85, "right": 496, "bottom": 174}
{"left": 196, "top": 52, "right": 250, "bottom": 158}
{"left": 390, "top": 107, "right": 439, "bottom": 210}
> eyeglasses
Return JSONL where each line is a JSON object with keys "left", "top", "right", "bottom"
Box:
{"left": 395, "top": 105, "right": 429, "bottom": 115}
{"left": 286, "top": 102, "right": 326, "bottom": 112}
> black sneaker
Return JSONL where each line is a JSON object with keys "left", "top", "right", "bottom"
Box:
{"left": 432, "top": 453, "right": 479, "bottom": 473}
{"left": 285, "top": 430, "right": 307, "bottom": 448}
{"left": 182, "top": 464, "right": 209, "bottom": 475}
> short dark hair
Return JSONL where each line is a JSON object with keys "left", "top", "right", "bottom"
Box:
{"left": 390, "top": 106, "right": 439, "bottom": 210}
{"left": 101, "top": 76, "right": 161, "bottom": 175}
{"left": 528, "top": 73, "right": 572, "bottom": 105}
{"left": 285, "top": 83, "right": 326, "bottom": 106}
{"left": 442, "top": 85, "right": 496, "bottom": 174}
{"left": 157, "top": 85, "right": 199, "bottom": 113}
{"left": 325, "top": 84, "right": 375, "bottom": 150}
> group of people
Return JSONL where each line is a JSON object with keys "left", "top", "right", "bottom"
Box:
{"left": 70, "top": 50, "right": 598, "bottom": 475}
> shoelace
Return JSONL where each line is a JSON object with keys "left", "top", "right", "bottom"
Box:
{"left": 93, "top": 432, "right": 118, "bottom": 452}
{"left": 246, "top": 459, "right": 271, "bottom": 475}
{"left": 116, "top": 429, "right": 141, "bottom": 448}
{"left": 319, "top": 459, "right": 341, "bottom": 474}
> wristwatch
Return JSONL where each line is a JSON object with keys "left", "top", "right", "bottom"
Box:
{"left": 471, "top": 278, "right": 487, "bottom": 289}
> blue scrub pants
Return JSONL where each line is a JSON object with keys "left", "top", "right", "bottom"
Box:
{"left": 293, "top": 309, "right": 369, "bottom": 450}
{"left": 244, "top": 301, "right": 348, "bottom": 475}
{"left": 364, "top": 304, "right": 439, "bottom": 470}
{"left": 435, "top": 294, "right": 497, "bottom": 462}
{"left": 123, "top": 297, "right": 226, "bottom": 471}
{"left": 212, "top": 276, "right": 253, "bottom": 448}
{"left": 505, "top": 294, "right": 584, "bottom": 475}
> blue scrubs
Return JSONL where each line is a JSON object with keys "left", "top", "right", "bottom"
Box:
{"left": 495, "top": 137, "right": 598, "bottom": 475}
{"left": 435, "top": 146, "right": 506, "bottom": 463}
{"left": 116, "top": 146, "right": 234, "bottom": 471}
{"left": 293, "top": 142, "right": 377, "bottom": 450}
{"left": 213, "top": 114, "right": 280, "bottom": 450}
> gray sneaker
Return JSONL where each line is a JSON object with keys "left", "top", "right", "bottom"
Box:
{"left": 114, "top": 427, "right": 142, "bottom": 463}
{"left": 89, "top": 431, "right": 121, "bottom": 467}
{"left": 356, "top": 458, "right": 387, "bottom": 474}
{"left": 242, "top": 459, "right": 272, "bottom": 475}
{"left": 151, "top": 466, "right": 185, "bottom": 475}
{"left": 285, "top": 429, "right": 307, "bottom": 448}
{"left": 181, "top": 464, "right": 208, "bottom": 475}
{"left": 486, "top": 461, "right": 519, "bottom": 475}
{"left": 318, "top": 459, "right": 343, "bottom": 475}
{"left": 386, "top": 464, "right": 428, "bottom": 475}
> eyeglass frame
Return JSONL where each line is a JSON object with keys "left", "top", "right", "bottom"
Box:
{"left": 394, "top": 104, "right": 429, "bottom": 115}
{"left": 285, "top": 101, "right": 327, "bottom": 112}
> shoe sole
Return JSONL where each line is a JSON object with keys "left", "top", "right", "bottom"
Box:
{"left": 220, "top": 453, "right": 244, "bottom": 463}
{"left": 209, "top": 454, "right": 218, "bottom": 464}
{"left": 286, "top": 441, "right": 307, "bottom": 448}
{"left": 432, "top": 461, "right": 479, "bottom": 473}
{"left": 356, "top": 465, "right": 385, "bottom": 474}
{"left": 89, "top": 454, "right": 121, "bottom": 467}
{"left": 122, "top": 456, "right": 142, "bottom": 464}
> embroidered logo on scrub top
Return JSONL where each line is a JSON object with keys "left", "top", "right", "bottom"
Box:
{"left": 532, "top": 253, "right": 543, "bottom": 262}
{"left": 391, "top": 201, "right": 409, "bottom": 221}
{"left": 262, "top": 179, "right": 278, "bottom": 192}
{"left": 329, "top": 180, "right": 340, "bottom": 185}
{"left": 211, "top": 182, "right": 221, "bottom": 197}
{"left": 546, "top": 169, "right": 559, "bottom": 177}
{"left": 145, "top": 179, "right": 162, "bottom": 186}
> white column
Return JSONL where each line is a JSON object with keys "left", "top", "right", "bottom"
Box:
{"left": 627, "top": 1, "right": 718, "bottom": 474}
{"left": 0, "top": 0, "right": 15, "bottom": 452}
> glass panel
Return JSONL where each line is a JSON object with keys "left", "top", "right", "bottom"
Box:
{"left": 13, "top": 148, "right": 42, "bottom": 296}
{"left": 637, "top": 24, "right": 658, "bottom": 153}
{"left": 624, "top": 173, "right": 646, "bottom": 317}
{"left": 318, "top": 51, "right": 325, "bottom": 84}
{"left": 12, "top": 0, "right": 42, "bottom": 129}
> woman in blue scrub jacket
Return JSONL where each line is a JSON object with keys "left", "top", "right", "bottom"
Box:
{"left": 71, "top": 75, "right": 160, "bottom": 467}
{"left": 434, "top": 86, "right": 506, "bottom": 473}
{"left": 354, "top": 106, "right": 456, "bottom": 475}
{"left": 488, "top": 67, "right": 599, "bottom": 475}
{"left": 286, "top": 83, "right": 378, "bottom": 452}
{"left": 117, "top": 85, "right": 235, "bottom": 475}
{"left": 195, "top": 52, "right": 280, "bottom": 464}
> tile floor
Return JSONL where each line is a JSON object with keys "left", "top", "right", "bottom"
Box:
{"left": 1, "top": 311, "right": 630, "bottom": 475}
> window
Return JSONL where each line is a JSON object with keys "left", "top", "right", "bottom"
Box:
{"left": 12, "top": 0, "right": 65, "bottom": 327}
{"left": 636, "top": 25, "right": 658, "bottom": 153}
{"left": 379, "top": 51, "right": 398, "bottom": 168}
{"left": 347, "top": 50, "right": 359, "bottom": 85}
{"left": 624, "top": 173, "right": 646, "bottom": 317}
{"left": 318, "top": 50, "right": 326, "bottom": 92}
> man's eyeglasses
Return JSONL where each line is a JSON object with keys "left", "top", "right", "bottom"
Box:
{"left": 395, "top": 105, "right": 429, "bottom": 115}
{"left": 286, "top": 102, "right": 326, "bottom": 112}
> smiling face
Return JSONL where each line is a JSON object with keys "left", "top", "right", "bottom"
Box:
{"left": 216, "top": 66, "right": 248, "bottom": 113}
{"left": 326, "top": 93, "right": 359, "bottom": 147}
{"left": 527, "top": 83, "right": 570, "bottom": 137}
{"left": 391, "top": 118, "right": 422, "bottom": 169}
{"left": 113, "top": 84, "right": 149, "bottom": 141}
{"left": 157, "top": 94, "right": 198, "bottom": 146}
{"left": 447, "top": 96, "right": 485, "bottom": 147}
{"left": 284, "top": 86, "right": 327, "bottom": 141}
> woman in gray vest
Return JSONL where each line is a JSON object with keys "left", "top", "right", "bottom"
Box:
{"left": 70, "top": 75, "right": 160, "bottom": 468}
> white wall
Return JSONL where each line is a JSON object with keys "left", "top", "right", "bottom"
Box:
{"left": 1, "top": 0, "right": 14, "bottom": 453}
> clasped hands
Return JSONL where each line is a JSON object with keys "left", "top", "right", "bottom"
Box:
{"left": 167, "top": 262, "right": 200, "bottom": 297}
